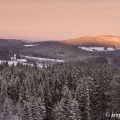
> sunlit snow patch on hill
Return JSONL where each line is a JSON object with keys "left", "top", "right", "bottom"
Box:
{"left": 79, "top": 47, "right": 116, "bottom": 52}
{"left": 24, "top": 44, "right": 39, "bottom": 47}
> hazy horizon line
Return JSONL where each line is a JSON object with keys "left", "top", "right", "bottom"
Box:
{"left": 0, "top": 34, "right": 120, "bottom": 42}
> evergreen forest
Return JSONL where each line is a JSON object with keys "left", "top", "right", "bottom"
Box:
{"left": 0, "top": 62, "right": 120, "bottom": 120}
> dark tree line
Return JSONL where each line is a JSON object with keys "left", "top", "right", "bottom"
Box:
{"left": 0, "top": 62, "right": 120, "bottom": 120}
{"left": 0, "top": 48, "right": 21, "bottom": 61}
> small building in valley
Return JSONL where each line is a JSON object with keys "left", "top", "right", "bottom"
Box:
{"left": 11, "top": 53, "right": 27, "bottom": 63}
{"left": 11, "top": 53, "right": 17, "bottom": 61}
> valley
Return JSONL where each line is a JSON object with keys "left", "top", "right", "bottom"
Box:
{"left": 1, "top": 35, "right": 120, "bottom": 65}
{"left": 0, "top": 35, "right": 120, "bottom": 120}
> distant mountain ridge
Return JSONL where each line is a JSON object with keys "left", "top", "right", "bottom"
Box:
{"left": 21, "top": 39, "right": 33, "bottom": 43}
{"left": 61, "top": 35, "right": 120, "bottom": 47}
{"left": 0, "top": 38, "right": 25, "bottom": 49}
{"left": 0, "top": 38, "right": 34, "bottom": 45}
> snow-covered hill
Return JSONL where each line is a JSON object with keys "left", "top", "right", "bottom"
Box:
{"left": 62, "top": 35, "right": 120, "bottom": 46}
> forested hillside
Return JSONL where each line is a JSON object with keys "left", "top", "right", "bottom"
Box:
{"left": 22, "top": 41, "right": 96, "bottom": 61}
{"left": 0, "top": 39, "right": 97, "bottom": 61}
{"left": 1, "top": 38, "right": 120, "bottom": 64}
{"left": 0, "top": 39, "right": 25, "bottom": 49}
{"left": 0, "top": 62, "right": 120, "bottom": 120}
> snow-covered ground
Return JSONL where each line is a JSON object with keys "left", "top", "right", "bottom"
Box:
{"left": 24, "top": 44, "right": 39, "bottom": 47}
{"left": 79, "top": 47, "right": 116, "bottom": 52}
{"left": 107, "top": 47, "right": 115, "bottom": 51}
{"left": 0, "top": 56, "right": 64, "bottom": 68}
{"left": 0, "top": 60, "right": 18, "bottom": 66}
{"left": 79, "top": 47, "right": 93, "bottom": 51}
{"left": 0, "top": 60, "right": 43, "bottom": 68}
{"left": 24, "top": 56, "right": 64, "bottom": 62}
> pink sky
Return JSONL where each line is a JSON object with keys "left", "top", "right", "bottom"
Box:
{"left": 0, "top": 0, "right": 120, "bottom": 41}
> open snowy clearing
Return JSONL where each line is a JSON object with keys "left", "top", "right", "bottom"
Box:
{"left": 79, "top": 47, "right": 117, "bottom": 52}
{"left": 0, "top": 60, "right": 19, "bottom": 66}
{"left": 24, "top": 56, "right": 64, "bottom": 62}
{"left": 0, "top": 56, "right": 64, "bottom": 67}
{"left": 24, "top": 44, "right": 39, "bottom": 47}
{"left": 0, "top": 60, "right": 43, "bottom": 68}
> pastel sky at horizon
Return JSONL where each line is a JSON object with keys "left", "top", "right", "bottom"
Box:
{"left": 0, "top": 0, "right": 120, "bottom": 41}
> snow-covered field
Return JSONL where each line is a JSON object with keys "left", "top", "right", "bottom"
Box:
{"left": 24, "top": 56, "right": 64, "bottom": 62}
{"left": 79, "top": 47, "right": 116, "bottom": 52}
{"left": 24, "top": 44, "right": 39, "bottom": 47}
{"left": 0, "top": 56, "right": 64, "bottom": 67}
{"left": 0, "top": 60, "right": 43, "bottom": 68}
{"left": 0, "top": 60, "right": 18, "bottom": 66}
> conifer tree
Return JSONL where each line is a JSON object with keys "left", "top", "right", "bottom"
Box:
{"left": 37, "top": 97, "right": 46, "bottom": 120}
{"left": 20, "top": 101, "right": 33, "bottom": 120}
{"left": 1, "top": 97, "right": 11, "bottom": 120}
{"left": 51, "top": 100, "right": 65, "bottom": 120}
{"left": 0, "top": 79, "right": 8, "bottom": 102}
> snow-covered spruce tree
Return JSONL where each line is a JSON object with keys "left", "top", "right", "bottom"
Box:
{"left": 52, "top": 82, "right": 69, "bottom": 120}
{"left": 0, "top": 76, "right": 3, "bottom": 93}
{"left": 16, "top": 101, "right": 23, "bottom": 120}
{"left": 37, "top": 84, "right": 44, "bottom": 100}
{"left": 76, "top": 77, "right": 91, "bottom": 120}
{"left": 51, "top": 99, "right": 65, "bottom": 120}
{"left": 30, "top": 96, "right": 42, "bottom": 120}
{"left": 0, "top": 79, "right": 8, "bottom": 103}
{"left": 37, "top": 97, "right": 46, "bottom": 120}
{"left": 37, "top": 83, "right": 46, "bottom": 119}
{"left": 74, "top": 99, "right": 81, "bottom": 120}
{"left": 18, "top": 101, "right": 33, "bottom": 120}
{"left": 92, "top": 67, "right": 111, "bottom": 120}
{"left": 88, "top": 71, "right": 101, "bottom": 120}
{"left": 110, "top": 74, "right": 120, "bottom": 114}
{"left": 7, "top": 76, "right": 20, "bottom": 102}
{"left": 89, "top": 68, "right": 109, "bottom": 120}
{"left": 51, "top": 72, "right": 62, "bottom": 104}
{"left": 43, "top": 74, "right": 53, "bottom": 120}
{"left": 17, "top": 90, "right": 31, "bottom": 120}
{"left": 84, "top": 77, "right": 91, "bottom": 120}
{"left": 53, "top": 84, "right": 81, "bottom": 120}
{"left": 0, "top": 76, "right": 4, "bottom": 102}
{"left": 30, "top": 76, "right": 37, "bottom": 97}
{"left": 67, "top": 97, "right": 81, "bottom": 120}
{"left": 1, "top": 97, "right": 11, "bottom": 120}
{"left": 18, "top": 84, "right": 26, "bottom": 104}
